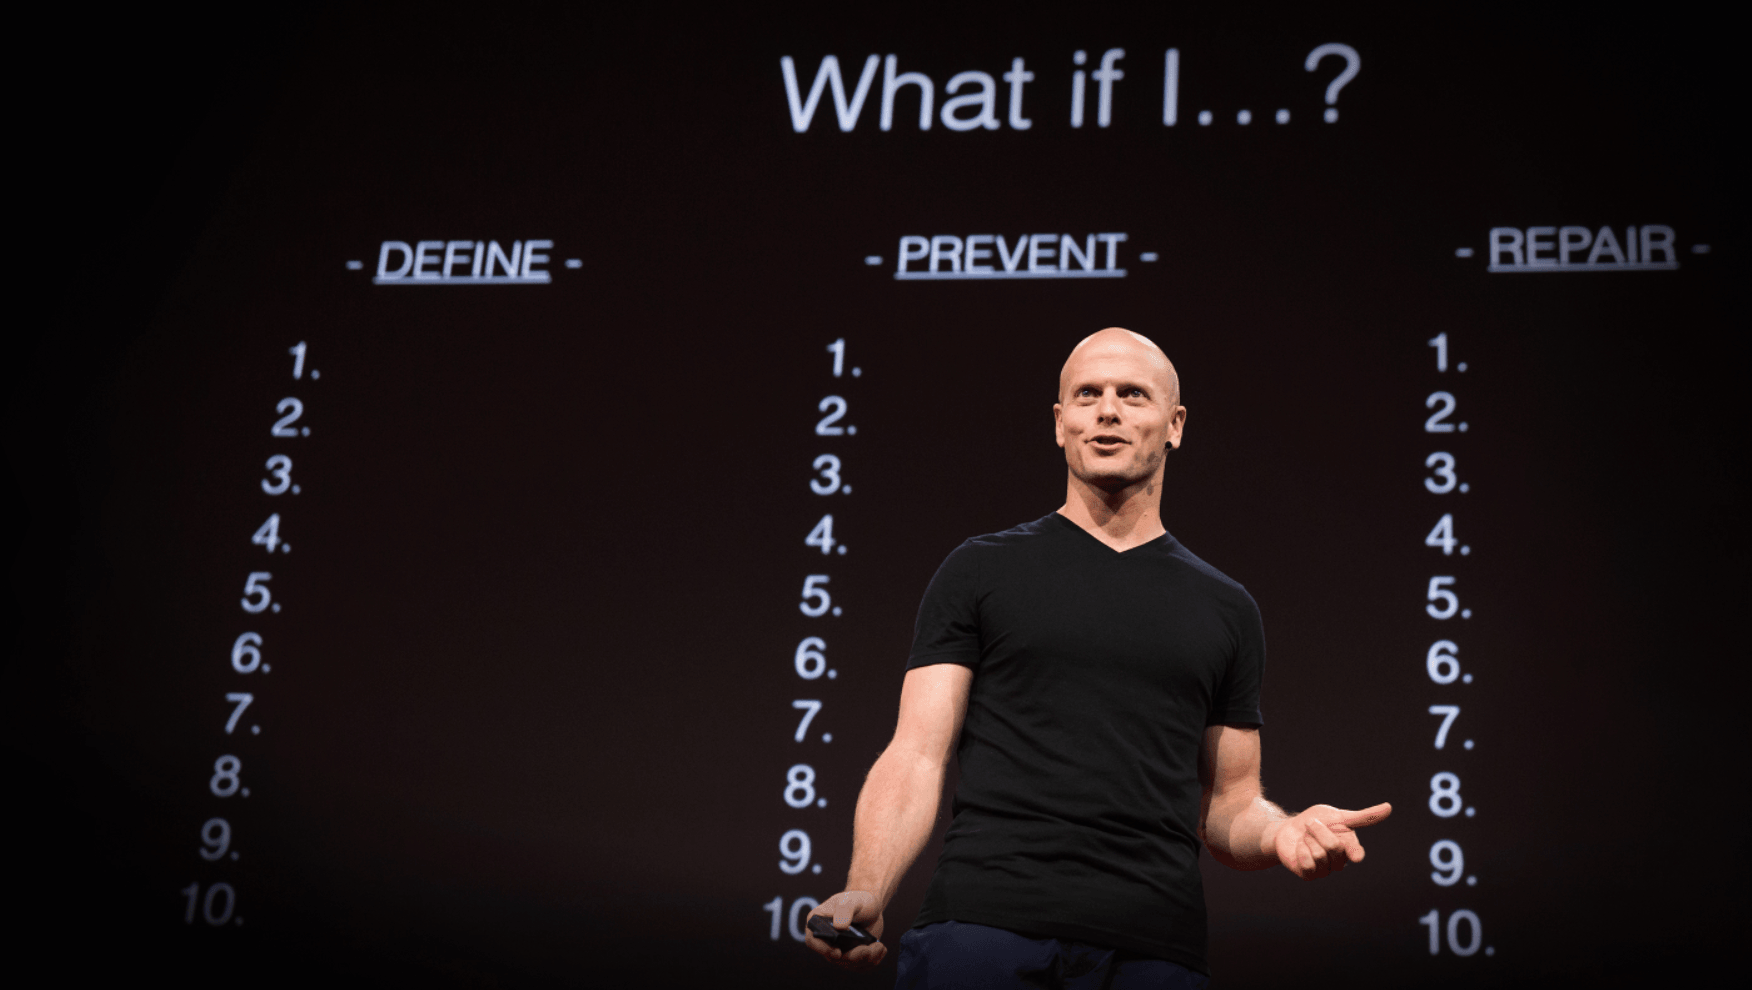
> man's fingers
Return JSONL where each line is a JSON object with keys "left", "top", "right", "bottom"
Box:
{"left": 803, "top": 906, "right": 831, "bottom": 956}
{"left": 1307, "top": 817, "right": 1349, "bottom": 870}
{"left": 831, "top": 890, "right": 876, "bottom": 927}
{"left": 807, "top": 926, "right": 882, "bottom": 972}
{"left": 1281, "top": 807, "right": 1384, "bottom": 880}
{"left": 1339, "top": 829, "right": 1366, "bottom": 864}
{"left": 1336, "top": 802, "right": 1393, "bottom": 829}
{"left": 845, "top": 941, "right": 888, "bottom": 970}
{"left": 837, "top": 939, "right": 876, "bottom": 967}
{"left": 802, "top": 930, "right": 837, "bottom": 961}
{"left": 830, "top": 893, "right": 854, "bottom": 927}
{"left": 1310, "top": 818, "right": 1348, "bottom": 853}
{"left": 1292, "top": 830, "right": 1311, "bottom": 872}
{"left": 1301, "top": 835, "right": 1328, "bottom": 879}
{"left": 802, "top": 893, "right": 887, "bottom": 971}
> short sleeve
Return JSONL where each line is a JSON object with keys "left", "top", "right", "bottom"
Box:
{"left": 1207, "top": 590, "right": 1265, "bottom": 726}
{"left": 906, "top": 542, "right": 985, "bottom": 670}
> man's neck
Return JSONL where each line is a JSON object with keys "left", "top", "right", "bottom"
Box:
{"left": 1057, "top": 471, "right": 1166, "bottom": 552}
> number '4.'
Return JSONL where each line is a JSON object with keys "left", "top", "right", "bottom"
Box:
{"left": 806, "top": 514, "right": 836, "bottom": 554}
{"left": 1425, "top": 513, "right": 1456, "bottom": 555}
{"left": 252, "top": 514, "right": 283, "bottom": 553}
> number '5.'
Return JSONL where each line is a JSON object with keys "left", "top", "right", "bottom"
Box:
{"left": 241, "top": 572, "right": 273, "bottom": 613}
{"left": 1426, "top": 576, "right": 1458, "bottom": 619}
{"left": 799, "top": 575, "right": 831, "bottom": 618}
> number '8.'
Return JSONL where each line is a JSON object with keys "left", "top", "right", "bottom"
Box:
{"left": 1428, "top": 772, "right": 1463, "bottom": 818}
{"left": 784, "top": 764, "right": 816, "bottom": 808}
{"left": 210, "top": 755, "right": 242, "bottom": 797}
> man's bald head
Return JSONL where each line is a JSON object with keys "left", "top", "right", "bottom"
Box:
{"left": 1058, "top": 327, "right": 1180, "bottom": 409}
{"left": 1053, "top": 326, "right": 1188, "bottom": 495}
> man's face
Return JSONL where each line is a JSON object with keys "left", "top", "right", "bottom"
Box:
{"left": 1053, "top": 334, "right": 1186, "bottom": 492}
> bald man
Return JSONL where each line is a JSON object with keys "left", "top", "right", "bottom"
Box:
{"left": 805, "top": 329, "right": 1390, "bottom": 988}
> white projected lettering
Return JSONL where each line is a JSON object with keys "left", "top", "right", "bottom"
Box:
{"left": 1484, "top": 225, "right": 1679, "bottom": 272}
{"left": 185, "top": 340, "right": 333, "bottom": 929}
{"left": 1304, "top": 44, "right": 1360, "bottom": 123}
{"left": 782, "top": 44, "right": 1361, "bottom": 133}
{"left": 1416, "top": 331, "right": 1491, "bottom": 956}
{"left": 893, "top": 232, "right": 1128, "bottom": 279}
{"left": 780, "top": 55, "right": 881, "bottom": 132}
{"left": 765, "top": 337, "right": 861, "bottom": 931}
{"left": 781, "top": 53, "right": 1035, "bottom": 132}
{"left": 1068, "top": 49, "right": 1125, "bottom": 128}
{"left": 372, "top": 239, "right": 555, "bottom": 284}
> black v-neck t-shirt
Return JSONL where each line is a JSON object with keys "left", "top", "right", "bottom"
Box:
{"left": 906, "top": 512, "right": 1266, "bottom": 975}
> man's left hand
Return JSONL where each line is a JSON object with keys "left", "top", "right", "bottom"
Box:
{"left": 1268, "top": 802, "right": 1392, "bottom": 880}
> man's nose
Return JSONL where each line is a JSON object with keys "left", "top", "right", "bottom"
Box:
{"left": 1096, "top": 389, "right": 1121, "bottom": 420}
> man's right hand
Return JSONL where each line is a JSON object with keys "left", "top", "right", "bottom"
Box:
{"left": 805, "top": 667, "right": 970, "bottom": 971}
{"left": 804, "top": 891, "right": 886, "bottom": 971}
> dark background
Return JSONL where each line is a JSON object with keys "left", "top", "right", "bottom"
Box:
{"left": 7, "top": 4, "right": 1741, "bottom": 987}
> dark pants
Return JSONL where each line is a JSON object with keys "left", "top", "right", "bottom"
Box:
{"left": 895, "top": 920, "right": 1210, "bottom": 990}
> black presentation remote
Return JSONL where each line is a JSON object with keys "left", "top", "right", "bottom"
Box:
{"left": 806, "top": 914, "right": 877, "bottom": 950}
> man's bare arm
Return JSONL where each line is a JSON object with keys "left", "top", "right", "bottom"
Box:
{"left": 1198, "top": 724, "right": 1285, "bottom": 870}
{"left": 1198, "top": 724, "right": 1393, "bottom": 879}
{"left": 805, "top": 663, "right": 973, "bottom": 970}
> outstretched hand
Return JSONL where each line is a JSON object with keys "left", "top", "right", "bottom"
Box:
{"left": 804, "top": 891, "right": 887, "bottom": 971}
{"left": 1270, "top": 802, "right": 1392, "bottom": 880}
